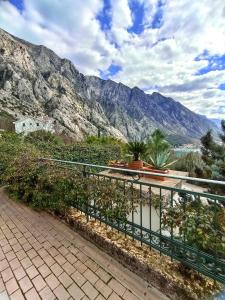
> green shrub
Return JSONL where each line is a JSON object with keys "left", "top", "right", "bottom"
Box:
{"left": 25, "top": 130, "right": 63, "bottom": 146}
{"left": 50, "top": 143, "right": 122, "bottom": 165}
{"left": 86, "top": 135, "right": 123, "bottom": 146}
{"left": 163, "top": 194, "right": 225, "bottom": 258}
{"left": 172, "top": 152, "right": 205, "bottom": 176}
{"left": 200, "top": 122, "right": 225, "bottom": 195}
{"left": 6, "top": 149, "right": 137, "bottom": 220}
{"left": 0, "top": 132, "right": 30, "bottom": 183}
{"left": 4, "top": 147, "right": 42, "bottom": 200}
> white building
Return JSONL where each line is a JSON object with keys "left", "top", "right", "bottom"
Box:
{"left": 14, "top": 117, "right": 55, "bottom": 135}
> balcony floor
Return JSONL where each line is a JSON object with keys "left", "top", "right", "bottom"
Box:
{"left": 0, "top": 188, "right": 168, "bottom": 300}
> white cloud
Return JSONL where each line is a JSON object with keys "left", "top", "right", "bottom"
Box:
{"left": 109, "top": 0, "right": 133, "bottom": 45}
{"left": 110, "top": 0, "right": 225, "bottom": 118}
{"left": 0, "top": 0, "right": 224, "bottom": 118}
{"left": 0, "top": 0, "right": 115, "bottom": 74}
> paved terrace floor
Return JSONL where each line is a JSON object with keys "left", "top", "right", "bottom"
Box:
{"left": 0, "top": 188, "right": 168, "bottom": 300}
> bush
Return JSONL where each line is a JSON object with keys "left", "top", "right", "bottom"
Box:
{"left": 200, "top": 121, "right": 225, "bottom": 195}
{"left": 5, "top": 149, "right": 137, "bottom": 220}
{"left": 0, "top": 132, "right": 31, "bottom": 183}
{"left": 4, "top": 147, "right": 42, "bottom": 200}
{"left": 86, "top": 135, "right": 124, "bottom": 146}
{"left": 50, "top": 143, "right": 122, "bottom": 165}
{"left": 163, "top": 193, "right": 225, "bottom": 259}
{"left": 0, "top": 131, "right": 124, "bottom": 218}
{"left": 25, "top": 130, "right": 63, "bottom": 146}
{"left": 172, "top": 152, "right": 205, "bottom": 176}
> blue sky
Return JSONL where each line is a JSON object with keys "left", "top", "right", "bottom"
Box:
{"left": 9, "top": 0, "right": 24, "bottom": 11}
{"left": 1, "top": 0, "right": 225, "bottom": 118}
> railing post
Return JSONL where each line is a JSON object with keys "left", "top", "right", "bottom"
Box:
{"left": 149, "top": 187, "right": 152, "bottom": 250}
{"left": 170, "top": 190, "right": 174, "bottom": 261}
{"left": 140, "top": 184, "right": 143, "bottom": 246}
{"left": 82, "top": 165, "right": 87, "bottom": 178}
{"left": 82, "top": 165, "right": 89, "bottom": 222}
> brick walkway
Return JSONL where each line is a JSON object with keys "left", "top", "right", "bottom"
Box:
{"left": 0, "top": 188, "right": 168, "bottom": 300}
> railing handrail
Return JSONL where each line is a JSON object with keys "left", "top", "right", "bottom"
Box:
{"left": 40, "top": 158, "right": 225, "bottom": 187}
{"left": 40, "top": 157, "right": 225, "bottom": 284}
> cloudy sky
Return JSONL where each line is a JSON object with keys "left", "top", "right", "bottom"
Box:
{"left": 0, "top": 0, "right": 225, "bottom": 119}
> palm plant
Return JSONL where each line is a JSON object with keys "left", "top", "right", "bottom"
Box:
{"left": 148, "top": 151, "right": 177, "bottom": 170}
{"left": 127, "top": 141, "right": 147, "bottom": 161}
{"left": 145, "top": 129, "right": 176, "bottom": 170}
{"left": 146, "top": 129, "right": 170, "bottom": 155}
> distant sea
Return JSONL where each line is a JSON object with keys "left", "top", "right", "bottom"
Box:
{"left": 173, "top": 148, "right": 201, "bottom": 157}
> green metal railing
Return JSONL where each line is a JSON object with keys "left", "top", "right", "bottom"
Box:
{"left": 41, "top": 158, "right": 225, "bottom": 284}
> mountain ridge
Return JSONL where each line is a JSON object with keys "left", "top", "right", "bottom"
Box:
{"left": 0, "top": 27, "right": 217, "bottom": 142}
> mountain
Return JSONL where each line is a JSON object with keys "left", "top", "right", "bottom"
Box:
{"left": 0, "top": 28, "right": 217, "bottom": 142}
{"left": 210, "top": 118, "right": 222, "bottom": 130}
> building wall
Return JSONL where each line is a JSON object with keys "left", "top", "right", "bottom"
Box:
{"left": 15, "top": 118, "right": 55, "bottom": 135}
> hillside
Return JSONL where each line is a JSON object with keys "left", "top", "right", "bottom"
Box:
{"left": 0, "top": 28, "right": 217, "bottom": 142}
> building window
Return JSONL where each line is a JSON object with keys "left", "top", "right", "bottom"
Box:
{"left": 37, "top": 123, "right": 39, "bottom": 126}
{"left": 30, "top": 123, "right": 32, "bottom": 125}
{"left": 23, "top": 123, "right": 25, "bottom": 127}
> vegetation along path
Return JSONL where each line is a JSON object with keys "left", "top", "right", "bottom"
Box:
{"left": 0, "top": 188, "right": 168, "bottom": 300}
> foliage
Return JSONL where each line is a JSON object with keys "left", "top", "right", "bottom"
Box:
{"left": 86, "top": 135, "right": 124, "bottom": 146}
{"left": 166, "top": 134, "right": 194, "bottom": 146}
{"left": 5, "top": 149, "right": 137, "bottom": 220}
{"left": 0, "top": 132, "right": 30, "bottom": 183}
{"left": 172, "top": 152, "right": 205, "bottom": 176}
{"left": 0, "top": 131, "right": 130, "bottom": 218}
{"left": 147, "top": 151, "right": 177, "bottom": 170}
{"left": 163, "top": 193, "right": 225, "bottom": 259}
{"left": 2, "top": 130, "right": 224, "bottom": 290}
{"left": 0, "top": 132, "right": 122, "bottom": 187}
{"left": 0, "top": 111, "right": 15, "bottom": 131}
{"left": 5, "top": 148, "right": 43, "bottom": 203}
{"left": 145, "top": 129, "right": 176, "bottom": 169}
{"left": 0, "top": 130, "right": 22, "bottom": 143}
{"left": 200, "top": 121, "right": 225, "bottom": 195}
{"left": 127, "top": 141, "right": 147, "bottom": 161}
{"left": 25, "top": 130, "right": 63, "bottom": 146}
{"left": 23, "top": 133, "right": 122, "bottom": 165}
{"left": 147, "top": 129, "right": 171, "bottom": 154}
{"left": 219, "top": 120, "right": 225, "bottom": 143}
{"left": 201, "top": 131, "right": 222, "bottom": 165}
{"left": 85, "top": 135, "right": 127, "bottom": 159}
{"left": 5, "top": 151, "right": 75, "bottom": 214}
{"left": 51, "top": 143, "right": 122, "bottom": 165}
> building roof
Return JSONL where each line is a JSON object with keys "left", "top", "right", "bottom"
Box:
{"left": 14, "top": 116, "right": 54, "bottom": 124}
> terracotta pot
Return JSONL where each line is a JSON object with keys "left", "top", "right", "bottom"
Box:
{"left": 143, "top": 167, "right": 169, "bottom": 181}
{"left": 128, "top": 160, "right": 143, "bottom": 170}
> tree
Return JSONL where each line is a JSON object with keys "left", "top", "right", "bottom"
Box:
{"left": 200, "top": 120, "right": 225, "bottom": 195}
{"left": 219, "top": 120, "right": 225, "bottom": 143}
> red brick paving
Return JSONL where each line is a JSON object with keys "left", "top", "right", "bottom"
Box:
{"left": 0, "top": 188, "right": 167, "bottom": 300}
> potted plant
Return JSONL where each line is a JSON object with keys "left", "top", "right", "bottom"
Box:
{"left": 143, "top": 129, "right": 176, "bottom": 180}
{"left": 143, "top": 151, "right": 177, "bottom": 180}
{"left": 127, "top": 141, "right": 147, "bottom": 170}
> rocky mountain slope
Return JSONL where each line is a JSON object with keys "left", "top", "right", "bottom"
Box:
{"left": 210, "top": 118, "right": 222, "bottom": 130}
{"left": 0, "top": 28, "right": 217, "bottom": 142}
